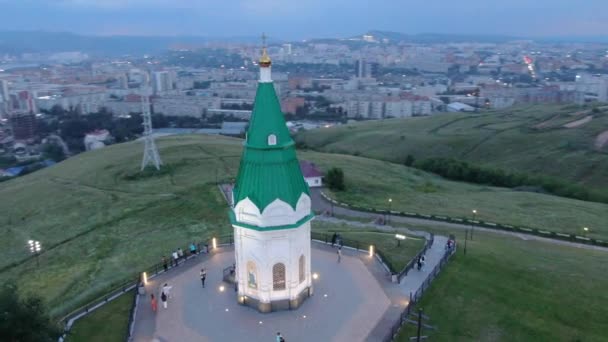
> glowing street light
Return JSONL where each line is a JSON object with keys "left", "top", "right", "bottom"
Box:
{"left": 387, "top": 198, "right": 393, "bottom": 225}
{"left": 212, "top": 237, "right": 217, "bottom": 250}
{"left": 583, "top": 227, "right": 589, "bottom": 236}
{"left": 28, "top": 240, "right": 41, "bottom": 267}
{"left": 369, "top": 245, "right": 375, "bottom": 257}
{"left": 395, "top": 234, "right": 406, "bottom": 247}
{"left": 470, "top": 209, "right": 478, "bottom": 241}
{"left": 312, "top": 272, "right": 319, "bottom": 280}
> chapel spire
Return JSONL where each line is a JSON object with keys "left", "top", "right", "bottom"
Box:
{"left": 259, "top": 33, "right": 272, "bottom": 82}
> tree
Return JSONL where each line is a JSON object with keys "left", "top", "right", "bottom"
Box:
{"left": 325, "top": 167, "right": 345, "bottom": 191}
{"left": 42, "top": 143, "right": 66, "bottom": 162}
{"left": 0, "top": 282, "right": 61, "bottom": 342}
{"left": 404, "top": 154, "right": 415, "bottom": 167}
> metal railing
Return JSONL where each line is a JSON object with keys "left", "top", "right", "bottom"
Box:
{"left": 397, "top": 233, "right": 434, "bottom": 283}
{"left": 319, "top": 191, "right": 608, "bottom": 248}
{"left": 383, "top": 246, "right": 457, "bottom": 342}
{"left": 59, "top": 234, "right": 235, "bottom": 342}
{"left": 310, "top": 231, "right": 430, "bottom": 279}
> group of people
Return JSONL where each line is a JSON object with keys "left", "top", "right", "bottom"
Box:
{"left": 150, "top": 283, "right": 173, "bottom": 312}
{"left": 161, "top": 242, "right": 209, "bottom": 271}
{"left": 445, "top": 239, "right": 455, "bottom": 251}
{"left": 416, "top": 254, "right": 426, "bottom": 271}
{"left": 147, "top": 265, "right": 289, "bottom": 342}
{"left": 330, "top": 232, "right": 343, "bottom": 248}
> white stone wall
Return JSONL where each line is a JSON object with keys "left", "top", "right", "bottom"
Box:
{"left": 233, "top": 193, "right": 312, "bottom": 304}
{"left": 305, "top": 176, "right": 322, "bottom": 188}
{"left": 233, "top": 220, "right": 311, "bottom": 303}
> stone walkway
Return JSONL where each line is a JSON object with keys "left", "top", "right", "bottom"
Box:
{"left": 132, "top": 244, "right": 392, "bottom": 342}
{"left": 134, "top": 185, "right": 455, "bottom": 341}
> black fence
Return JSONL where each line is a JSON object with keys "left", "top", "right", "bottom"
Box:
{"left": 58, "top": 234, "right": 235, "bottom": 342}
{"left": 397, "top": 233, "right": 434, "bottom": 283}
{"left": 310, "top": 231, "right": 431, "bottom": 279}
{"left": 383, "top": 246, "right": 457, "bottom": 342}
{"left": 320, "top": 191, "right": 608, "bottom": 248}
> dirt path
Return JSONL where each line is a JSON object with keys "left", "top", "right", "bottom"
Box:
{"left": 595, "top": 130, "right": 608, "bottom": 149}
{"left": 563, "top": 115, "right": 592, "bottom": 128}
{"left": 534, "top": 114, "right": 560, "bottom": 129}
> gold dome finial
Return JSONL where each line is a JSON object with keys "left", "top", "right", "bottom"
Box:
{"left": 259, "top": 33, "right": 271, "bottom": 67}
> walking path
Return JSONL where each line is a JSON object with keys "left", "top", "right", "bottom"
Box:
{"left": 132, "top": 244, "right": 393, "bottom": 342}
{"left": 310, "top": 189, "right": 608, "bottom": 252}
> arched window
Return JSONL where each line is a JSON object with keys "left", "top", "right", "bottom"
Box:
{"left": 247, "top": 261, "right": 257, "bottom": 289}
{"left": 299, "top": 255, "right": 305, "bottom": 283}
{"left": 267, "top": 134, "right": 277, "bottom": 146}
{"left": 272, "top": 263, "right": 286, "bottom": 290}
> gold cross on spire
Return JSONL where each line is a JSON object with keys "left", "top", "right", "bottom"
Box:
{"left": 259, "top": 32, "right": 271, "bottom": 66}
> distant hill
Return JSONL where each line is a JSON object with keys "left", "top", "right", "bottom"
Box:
{"left": 363, "top": 30, "right": 520, "bottom": 43}
{"left": 0, "top": 31, "right": 264, "bottom": 56}
{"left": 296, "top": 105, "right": 608, "bottom": 193}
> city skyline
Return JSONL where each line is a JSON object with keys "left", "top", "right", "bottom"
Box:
{"left": 0, "top": 0, "right": 606, "bottom": 39}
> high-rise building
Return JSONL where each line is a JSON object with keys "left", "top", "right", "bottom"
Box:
{"left": 152, "top": 71, "right": 173, "bottom": 94}
{"left": 0, "top": 79, "right": 9, "bottom": 118}
{"left": 118, "top": 73, "right": 129, "bottom": 89}
{"left": 282, "top": 43, "right": 292, "bottom": 55}
{"left": 230, "top": 47, "right": 313, "bottom": 312}
{"left": 10, "top": 113, "right": 37, "bottom": 141}
{"left": 356, "top": 58, "right": 377, "bottom": 79}
{"left": 0, "top": 79, "right": 9, "bottom": 103}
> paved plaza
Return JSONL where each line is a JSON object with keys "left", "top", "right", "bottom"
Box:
{"left": 133, "top": 243, "right": 393, "bottom": 342}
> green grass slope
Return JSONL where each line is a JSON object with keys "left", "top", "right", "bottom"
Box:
{"left": 1, "top": 134, "right": 606, "bottom": 318}
{"left": 315, "top": 154, "right": 608, "bottom": 240}
{"left": 0, "top": 135, "right": 240, "bottom": 316}
{"left": 396, "top": 227, "right": 608, "bottom": 342}
{"left": 296, "top": 105, "right": 608, "bottom": 191}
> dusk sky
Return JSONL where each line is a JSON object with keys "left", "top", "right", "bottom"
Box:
{"left": 0, "top": 0, "right": 606, "bottom": 39}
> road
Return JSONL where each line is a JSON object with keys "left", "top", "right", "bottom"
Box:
{"left": 310, "top": 188, "right": 608, "bottom": 252}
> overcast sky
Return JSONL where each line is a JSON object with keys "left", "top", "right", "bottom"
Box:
{"left": 0, "top": 0, "right": 606, "bottom": 39}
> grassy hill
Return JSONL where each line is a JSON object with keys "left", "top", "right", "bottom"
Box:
{"left": 395, "top": 224, "right": 608, "bottom": 342}
{"left": 295, "top": 105, "right": 608, "bottom": 192}
{"left": 1, "top": 134, "right": 607, "bottom": 318}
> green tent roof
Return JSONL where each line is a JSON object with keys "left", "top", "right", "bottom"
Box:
{"left": 232, "top": 82, "right": 310, "bottom": 215}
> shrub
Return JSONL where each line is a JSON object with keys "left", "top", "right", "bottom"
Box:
{"left": 326, "top": 167, "right": 345, "bottom": 191}
{"left": 414, "top": 157, "right": 607, "bottom": 203}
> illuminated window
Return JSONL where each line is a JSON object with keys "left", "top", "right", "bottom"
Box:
{"left": 268, "top": 134, "right": 277, "bottom": 146}
{"left": 247, "top": 261, "right": 257, "bottom": 289}
{"left": 299, "top": 255, "right": 305, "bottom": 283}
{"left": 272, "top": 263, "right": 286, "bottom": 290}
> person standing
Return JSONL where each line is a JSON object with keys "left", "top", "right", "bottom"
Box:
{"left": 200, "top": 268, "right": 207, "bottom": 288}
{"left": 177, "top": 248, "right": 184, "bottom": 262}
{"left": 276, "top": 332, "right": 285, "bottom": 342}
{"left": 331, "top": 232, "right": 337, "bottom": 247}
{"left": 162, "top": 283, "right": 173, "bottom": 298}
{"left": 162, "top": 256, "right": 168, "bottom": 272}
{"left": 172, "top": 250, "right": 179, "bottom": 267}
{"left": 337, "top": 246, "right": 342, "bottom": 263}
{"left": 150, "top": 294, "right": 158, "bottom": 312}
{"left": 161, "top": 291, "right": 168, "bottom": 309}
{"left": 190, "top": 242, "right": 197, "bottom": 256}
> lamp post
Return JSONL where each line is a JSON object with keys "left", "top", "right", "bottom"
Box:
{"left": 395, "top": 234, "right": 406, "bottom": 247}
{"left": 471, "top": 209, "right": 477, "bottom": 241}
{"left": 387, "top": 198, "right": 393, "bottom": 225}
{"left": 28, "top": 240, "right": 41, "bottom": 267}
{"left": 583, "top": 227, "right": 589, "bottom": 237}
